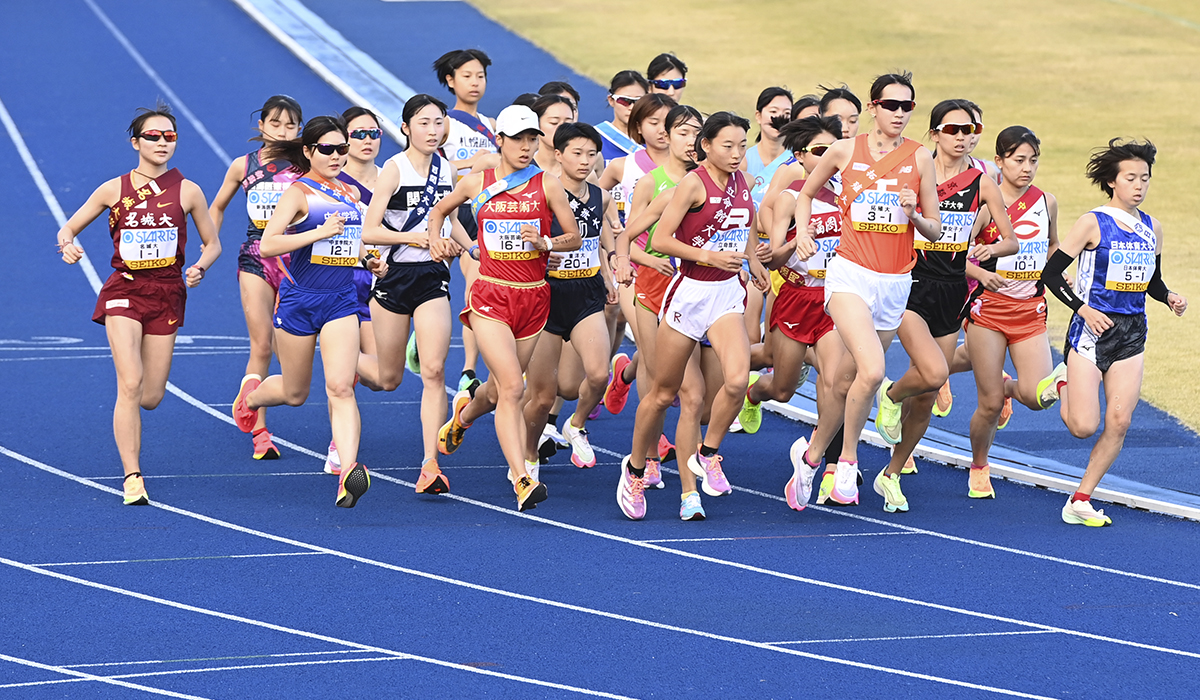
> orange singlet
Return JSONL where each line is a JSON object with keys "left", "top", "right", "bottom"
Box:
{"left": 835, "top": 134, "right": 922, "bottom": 275}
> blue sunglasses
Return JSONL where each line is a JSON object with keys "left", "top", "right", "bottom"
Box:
{"left": 650, "top": 78, "right": 686, "bottom": 90}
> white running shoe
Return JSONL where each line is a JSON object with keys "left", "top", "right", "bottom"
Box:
{"left": 543, "top": 422, "right": 569, "bottom": 448}
{"left": 323, "top": 440, "right": 341, "bottom": 475}
{"left": 785, "top": 437, "right": 818, "bottom": 511}
{"left": 1061, "top": 496, "right": 1112, "bottom": 527}
{"left": 561, "top": 415, "right": 596, "bottom": 468}
{"left": 830, "top": 460, "right": 861, "bottom": 505}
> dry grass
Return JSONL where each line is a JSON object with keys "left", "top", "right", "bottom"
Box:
{"left": 471, "top": 0, "right": 1200, "bottom": 430}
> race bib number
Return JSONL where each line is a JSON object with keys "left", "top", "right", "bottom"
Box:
{"left": 916, "top": 210, "right": 975, "bottom": 252}
{"left": 247, "top": 181, "right": 288, "bottom": 230}
{"left": 482, "top": 218, "right": 540, "bottom": 261}
{"left": 1104, "top": 245, "right": 1153, "bottom": 292}
{"left": 549, "top": 237, "right": 601, "bottom": 279}
{"left": 997, "top": 239, "right": 1049, "bottom": 280}
{"left": 707, "top": 226, "right": 749, "bottom": 254}
{"left": 119, "top": 227, "right": 178, "bottom": 270}
{"left": 850, "top": 189, "right": 909, "bottom": 234}
{"left": 311, "top": 224, "right": 361, "bottom": 266}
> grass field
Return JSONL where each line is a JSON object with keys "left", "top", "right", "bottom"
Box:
{"left": 471, "top": 0, "right": 1200, "bottom": 430}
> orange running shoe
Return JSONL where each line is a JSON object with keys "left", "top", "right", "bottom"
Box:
{"left": 415, "top": 460, "right": 449, "bottom": 495}
{"left": 123, "top": 472, "right": 149, "bottom": 506}
{"left": 997, "top": 372, "right": 1014, "bottom": 430}
{"left": 232, "top": 374, "right": 261, "bottom": 433}
{"left": 437, "top": 390, "right": 474, "bottom": 455}
{"left": 252, "top": 428, "right": 280, "bottom": 460}
{"left": 657, "top": 434, "right": 676, "bottom": 463}
{"left": 932, "top": 379, "right": 953, "bottom": 417}
{"left": 515, "top": 475, "right": 547, "bottom": 512}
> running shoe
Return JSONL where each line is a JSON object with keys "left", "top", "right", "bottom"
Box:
{"left": 537, "top": 433, "right": 558, "bottom": 464}
{"left": 336, "top": 463, "right": 370, "bottom": 508}
{"left": 562, "top": 416, "right": 596, "bottom": 468}
{"left": 815, "top": 472, "right": 836, "bottom": 505}
{"left": 616, "top": 455, "right": 647, "bottom": 520}
{"left": 968, "top": 466, "right": 995, "bottom": 499}
{"left": 873, "top": 469, "right": 909, "bottom": 513}
{"left": 997, "top": 372, "right": 1014, "bottom": 430}
{"left": 415, "top": 461, "right": 449, "bottom": 495}
{"left": 405, "top": 332, "right": 421, "bottom": 375}
{"left": 785, "top": 436, "right": 818, "bottom": 512}
{"left": 932, "top": 379, "right": 953, "bottom": 417}
{"left": 437, "top": 390, "right": 473, "bottom": 455}
{"left": 657, "top": 434, "right": 676, "bottom": 463}
{"left": 458, "top": 372, "right": 481, "bottom": 395}
{"left": 252, "top": 428, "right": 280, "bottom": 460}
{"left": 515, "top": 475, "right": 547, "bottom": 512}
{"left": 644, "top": 458, "right": 664, "bottom": 489}
{"left": 507, "top": 460, "right": 540, "bottom": 486}
{"left": 899, "top": 449, "right": 918, "bottom": 475}
{"left": 729, "top": 416, "right": 744, "bottom": 434}
{"left": 737, "top": 372, "right": 763, "bottom": 434}
{"left": 588, "top": 400, "right": 603, "bottom": 421}
{"left": 543, "top": 422, "right": 569, "bottom": 449}
{"left": 122, "top": 472, "right": 148, "bottom": 506}
{"left": 232, "top": 374, "right": 262, "bottom": 433}
{"left": 874, "top": 379, "right": 902, "bottom": 445}
{"left": 323, "top": 440, "right": 341, "bottom": 475}
{"left": 687, "top": 450, "right": 732, "bottom": 497}
{"left": 1037, "top": 362, "right": 1068, "bottom": 409}
{"left": 680, "top": 491, "right": 706, "bottom": 521}
{"left": 1061, "top": 496, "right": 1112, "bottom": 527}
{"left": 604, "top": 353, "right": 633, "bottom": 415}
{"left": 830, "top": 460, "right": 861, "bottom": 505}
{"left": 796, "top": 363, "right": 811, "bottom": 390}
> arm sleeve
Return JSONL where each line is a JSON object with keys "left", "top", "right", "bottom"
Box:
{"left": 1041, "top": 249, "right": 1085, "bottom": 313}
{"left": 1147, "top": 254, "right": 1171, "bottom": 304}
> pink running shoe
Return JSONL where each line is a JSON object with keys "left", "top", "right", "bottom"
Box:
{"left": 617, "top": 455, "right": 647, "bottom": 520}
{"left": 604, "top": 353, "right": 633, "bottom": 415}
{"left": 657, "top": 434, "right": 676, "bottom": 463}
{"left": 686, "top": 449, "right": 732, "bottom": 497}
{"left": 232, "top": 374, "right": 261, "bottom": 433}
{"left": 644, "top": 459, "right": 664, "bottom": 489}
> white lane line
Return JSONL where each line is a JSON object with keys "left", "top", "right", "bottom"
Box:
{"left": 35, "top": 552, "right": 324, "bottom": 567}
{"left": 66, "top": 649, "right": 370, "bottom": 669}
{"left": 2, "top": 656, "right": 405, "bottom": 690}
{"left": 82, "top": 0, "right": 230, "bottom": 165}
{"left": 642, "top": 532, "right": 920, "bottom": 543}
{"left": 769, "top": 630, "right": 1061, "bottom": 646}
{"left": 0, "top": 447, "right": 1073, "bottom": 697}
{"left": 0, "top": 96, "right": 103, "bottom": 293}
{"left": 0, "top": 556, "right": 638, "bottom": 700}
{"left": 0, "top": 653, "right": 209, "bottom": 699}
{"left": 590, "top": 444, "right": 1200, "bottom": 593}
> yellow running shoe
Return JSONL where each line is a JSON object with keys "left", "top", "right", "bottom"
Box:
{"left": 932, "top": 379, "right": 953, "bottom": 417}
{"left": 737, "top": 372, "right": 763, "bottom": 434}
{"left": 968, "top": 465, "right": 996, "bottom": 499}
{"left": 815, "top": 472, "right": 836, "bottom": 505}
{"left": 437, "top": 390, "right": 473, "bottom": 455}
{"left": 901, "top": 454, "right": 918, "bottom": 475}
{"left": 1061, "top": 496, "right": 1112, "bottom": 527}
{"left": 122, "top": 472, "right": 149, "bottom": 506}
{"left": 874, "top": 379, "right": 902, "bottom": 445}
{"left": 336, "top": 463, "right": 370, "bottom": 508}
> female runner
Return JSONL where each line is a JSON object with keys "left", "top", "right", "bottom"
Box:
{"left": 57, "top": 105, "right": 221, "bottom": 505}
{"left": 738, "top": 116, "right": 847, "bottom": 510}
{"left": 1041, "top": 139, "right": 1186, "bottom": 526}
{"left": 790, "top": 72, "right": 941, "bottom": 506}
{"left": 208, "top": 95, "right": 302, "bottom": 461}
{"left": 870, "top": 100, "right": 1017, "bottom": 513}
{"left": 522, "top": 123, "right": 618, "bottom": 471}
{"left": 597, "top": 70, "right": 649, "bottom": 163}
{"left": 356, "top": 95, "right": 464, "bottom": 494}
{"left": 231, "top": 116, "right": 387, "bottom": 509}
{"left": 618, "top": 112, "right": 769, "bottom": 521}
{"left": 792, "top": 95, "right": 820, "bottom": 121}
{"left": 963, "top": 126, "right": 1061, "bottom": 496}
{"left": 612, "top": 103, "right": 705, "bottom": 513}
{"left": 599, "top": 95, "right": 676, "bottom": 433}
{"left": 428, "top": 105, "right": 582, "bottom": 512}
{"left": 646, "top": 53, "right": 688, "bottom": 101}
{"left": 434, "top": 48, "right": 498, "bottom": 394}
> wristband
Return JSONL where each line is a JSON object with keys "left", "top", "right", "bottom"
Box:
{"left": 469, "top": 245, "right": 480, "bottom": 261}
{"left": 543, "top": 235, "right": 553, "bottom": 252}
{"left": 191, "top": 265, "right": 205, "bottom": 279}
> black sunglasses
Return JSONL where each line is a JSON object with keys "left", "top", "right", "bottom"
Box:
{"left": 349, "top": 128, "right": 382, "bottom": 140}
{"left": 138, "top": 130, "right": 177, "bottom": 142}
{"left": 872, "top": 99, "right": 916, "bottom": 113}
{"left": 313, "top": 142, "right": 350, "bottom": 156}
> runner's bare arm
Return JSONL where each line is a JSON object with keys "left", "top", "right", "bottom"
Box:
{"left": 181, "top": 180, "right": 221, "bottom": 286}
{"left": 258, "top": 186, "right": 335, "bottom": 257}
{"left": 971, "top": 176, "right": 1018, "bottom": 261}
{"left": 536, "top": 174, "right": 581, "bottom": 252}
{"left": 57, "top": 177, "right": 121, "bottom": 264}
{"left": 427, "top": 172, "right": 480, "bottom": 261}
{"left": 909, "top": 148, "right": 943, "bottom": 241}
{"left": 208, "top": 156, "right": 247, "bottom": 234}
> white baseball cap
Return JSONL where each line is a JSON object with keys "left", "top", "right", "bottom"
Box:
{"left": 495, "top": 105, "right": 542, "bottom": 137}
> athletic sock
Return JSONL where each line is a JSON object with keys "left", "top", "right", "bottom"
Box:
{"left": 628, "top": 462, "right": 646, "bottom": 478}
{"left": 970, "top": 463, "right": 987, "bottom": 470}
{"left": 461, "top": 369, "right": 476, "bottom": 381}
{"left": 699, "top": 444, "right": 718, "bottom": 458}
{"left": 1071, "top": 491, "right": 1091, "bottom": 503}
{"left": 824, "top": 426, "right": 845, "bottom": 466}
{"left": 547, "top": 413, "right": 559, "bottom": 429}
{"left": 681, "top": 490, "right": 698, "bottom": 501}
{"left": 804, "top": 449, "right": 821, "bottom": 469}
{"left": 746, "top": 386, "right": 760, "bottom": 405}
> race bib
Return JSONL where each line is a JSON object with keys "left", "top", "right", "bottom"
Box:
{"left": 311, "top": 223, "right": 361, "bottom": 266}
{"left": 707, "top": 225, "right": 750, "bottom": 254}
{"left": 850, "top": 189, "right": 909, "bottom": 234}
{"left": 119, "top": 227, "right": 179, "bottom": 270}
{"left": 247, "top": 181, "right": 289, "bottom": 230}
{"left": 549, "top": 237, "right": 601, "bottom": 279}
{"left": 482, "top": 218, "right": 540, "bottom": 260}
{"left": 1104, "top": 245, "right": 1154, "bottom": 292}
{"left": 916, "top": 209, "right": 976, "bottom": 252}
{"left": 997, "top": 239, "right": 1049, "bottom": 280}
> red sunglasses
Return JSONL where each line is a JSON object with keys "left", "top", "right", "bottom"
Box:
{"left": 138, "top": 130, "right": 177, "bottom": 142}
